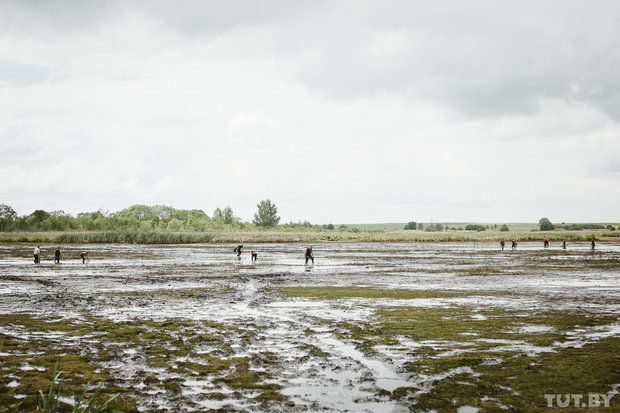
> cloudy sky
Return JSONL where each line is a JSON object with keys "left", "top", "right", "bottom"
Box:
{"left": 1, "top": 0, "right": 619, "bottom": 223}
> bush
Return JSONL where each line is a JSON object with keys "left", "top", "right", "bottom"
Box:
{"left": 500, "top": 224, "right": 509, "bottom": 232}
{"left": 403, "top": 221, "right": 417, "bottom": 230}
{"left": 539, "top": 217, "right": 554, "bottom": 231}
{"left": 424, "top": 223, "right": 444, "bottom": 232}
{"left": 465, "top": 224, "right": 486, "bottom": 232}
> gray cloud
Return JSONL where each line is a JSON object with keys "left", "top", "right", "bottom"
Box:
{"left": 287, "top": 1, "right": 620, "bottom": 119}
{"left": 1, "top": 1, "right": 619, "bottom": 222}
{"left": 0, "top": 57, "right": 53, "bottom": 86}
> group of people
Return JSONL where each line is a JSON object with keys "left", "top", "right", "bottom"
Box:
{"left": 233, "top": 244, "right": 258, "bottom": 261}
{"left": 33, "top": 244, "right": 316, "bottom": 265}
{"left": 35, "top": 238, "right": 598, "bottom": 265}
{"left": 499, "top": 240, "right": 518, "bottom": 250}
{"left": 33, "top": 246, "right": 89, "bottom": 264}
{"left": 233, "top": 244, "right": 315, "bottom": 264}
{"left": 499, "top": 238, "right": 596, "bottom": 250}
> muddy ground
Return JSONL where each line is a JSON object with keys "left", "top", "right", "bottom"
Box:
{"left": 1, "top": 242, "right": 619, "bottom": 412}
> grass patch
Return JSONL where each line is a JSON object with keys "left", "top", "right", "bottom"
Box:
{"left": 371, "top": 306, "right": 617, "bottom": 344}
{"left": 109, "top": 287, "right": 226, "bottom": 299}
{"left": 276, "top": 286, "right": 477, "bottom": 299}
{"left": 404, "top": 337, "right": 620, "bottom": 412}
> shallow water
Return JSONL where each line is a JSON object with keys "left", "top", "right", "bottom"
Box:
{"left": 1, "top": 241, "right": 619, "bottom": 411}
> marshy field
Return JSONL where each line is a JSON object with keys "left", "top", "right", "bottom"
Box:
{"left": 1, "top": 242, "right": 619, "bottom": 412}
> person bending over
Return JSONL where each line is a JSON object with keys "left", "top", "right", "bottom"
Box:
{"left": 305, "top": 246, "right": 314, "bottom": 265}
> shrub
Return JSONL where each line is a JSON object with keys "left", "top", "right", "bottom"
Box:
{"left": 403, "top": 221, "right": 417, "bottom": 230}
{"left": 500, "top": 224, "right": 509, "bottom": 232}
{"left": 539, "top": 217, "right": 554, "bottom": 231}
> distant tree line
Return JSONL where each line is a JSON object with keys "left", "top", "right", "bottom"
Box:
{"left": 539, "top": 217, "right": 615, "bottom": 231}
{"left": 0, "top": 201, "right": 359, "bottom": 233}
{"left": 0, "top": 202, "right": 287, "bottom": 232}
{"left": 404, "top": 220, "right": 514, "bottom": 232}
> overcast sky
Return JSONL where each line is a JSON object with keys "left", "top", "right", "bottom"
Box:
{"left": 1, "top": 0, "right": 619, "bottom": 223}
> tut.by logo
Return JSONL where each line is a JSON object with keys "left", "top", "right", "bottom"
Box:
{"left": 544, "top": 393, "right": 614, "bottom": 408}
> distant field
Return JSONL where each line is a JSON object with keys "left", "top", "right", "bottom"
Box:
{"left": 344, "top": 223, "right": 539, "bottom": 231}
{"left": 344, "top": 222, "right": 619, "bottom": 232}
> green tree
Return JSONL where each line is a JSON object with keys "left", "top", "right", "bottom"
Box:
{"left": 0, "top": 204, "right": 17, "bottom": 231}
{"left": 253, "top": 199, "right": 280, "bottom": 228}
{"left": 465, "top": 224, "right": 486, "bottom": 231}
{"left": 424, "top": 223, "right": 444, "bottom": 232}
{"left": 27, "top": 210, "right": 51, "bottom": 229}
{"left": 222, "top": 206, "right": 235, "bottom": 224}
{"left": 404, "top": 221, "right": 417, "bottom": 230}
{"left": 166, "top": 218, "right": 184, "bottom": 232}
{"left": 500, "top": 224, "right": 510, "bottom": 232}
{"left": 116, "top": 205, "right": 158, "bottom": 221}
{"left": 213, "top": 206, "right": 235, "bottom": 224}
{"left": 539, "top": 217, "right": 554, "bottom": 231}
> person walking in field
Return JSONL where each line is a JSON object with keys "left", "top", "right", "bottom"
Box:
{"left": 591, "top": 239, "right": 596, "bottom": 250}
{"left": 562, "top": 240, "right": 567, "bottom": 250}
{"left": 500, "top": 240, "right": 505, "bottom": 250}
{"left": 34, "top": 246, "right": 41, "bottom": 264}
{"left": 305, "top": 246, "right": 314, "bottom": 265}
{"left": 251, "top": 250, "right": 258, "bottom": 262}
{"left": 80, "top": 251, "right": 89, "bottom": 264}
{"left": 234, "top": 244, "right": 243, "bottom": 257}
{"left": 54, "top": 247, "right": 62, "bottom": 264}
{"left": 543, "top": 237, "right": 549, "bottom": 248}
{"left": 511, "top": 241, "right": 517, "bottom": 250}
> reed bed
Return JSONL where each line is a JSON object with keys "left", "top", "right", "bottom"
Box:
{"left": 0, "top": 229, "right": 614, "bottom": 244}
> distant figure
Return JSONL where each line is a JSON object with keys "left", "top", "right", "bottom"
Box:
{"left": 54, "top": 247, "right": 62, "bottom": 264}
{"left": 251, "top": 250, "right": 258, "bottom": 261}
{"left": 543, "top": 237, "right": 549, "bottom": 248}
{"left": 591, "top": 239, "right": 596, "bottom": 250}
{"left": 34, "top": 245, "right": 41, "bottom": 264}
{"left": 305, "top": 246, "right": 314, "bottom": 265}
{"left": 562, "top": 240, "right": 566, "bottom": 250}
{"left": 511, "top": 241, "right": 517, "bottom": 250}
{"left": 80, "top": 252, "right": 89, "bottom": 264}
{"left": 500, "top": 240, "right": 505, "bottom": 250}
{"left": 233, "top": 244, "right": 243, "bottom": 257}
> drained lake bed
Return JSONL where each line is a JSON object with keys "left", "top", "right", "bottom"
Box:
{"left": 1, "top": 242, "right": 619, "bottom": 412}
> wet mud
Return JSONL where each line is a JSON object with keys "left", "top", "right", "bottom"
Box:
{"left": 1, "top": 242, "right": 619, "bottom": 412}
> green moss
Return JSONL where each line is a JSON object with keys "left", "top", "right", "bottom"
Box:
{"left": 0, "top": 314, "right": 86, "bottom": 334}
{"left": 410, "top": 338, "right": 620, "bottom": 412}
{"left": 253, "top": 389, "right": 287, "bottom": 401}
{"left": 370, "top": 306, "right": 617, "bottom": 343}
{"left": 110, "top": 287, "right": 227, "bottom": 299}
{"left": 298, "top": 344, "right": 329, "bottom": 358}
{"left": 183, "top": 357, "right": 234, "bottom": 374}
{"left": 216, "top": 358, "right": 279, "bottom": 391}
{"left": 276, "top": 286, "right": 477, "bottom": 299}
